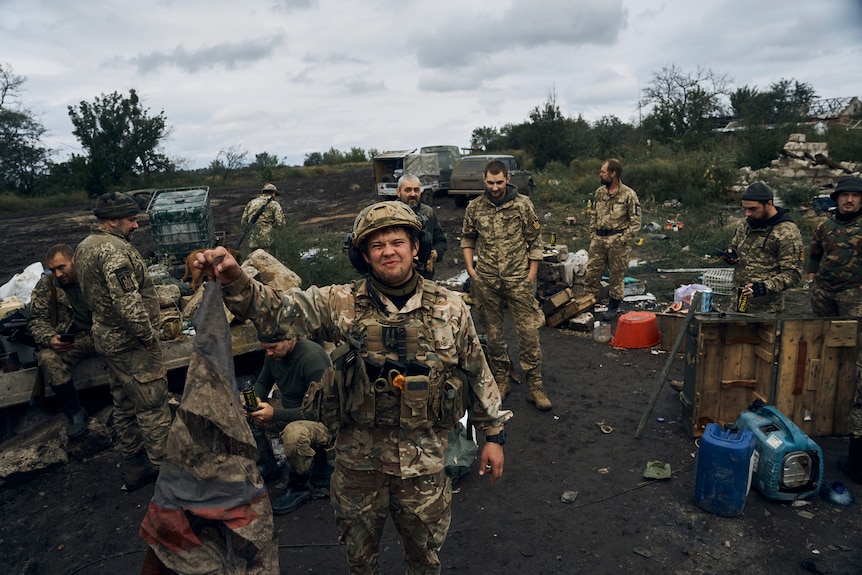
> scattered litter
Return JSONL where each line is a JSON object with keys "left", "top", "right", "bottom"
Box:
{"left": 643, "top": 460, "right": 672, "bottom": 480}
{"left": 791, "top": 500, "right": 810, "bottom": 507}
{"left": 656, "top": 417, "right": 665, "bottom": 423}
{"left": 796, "top": 510, "right": 815, "bottom": 519}
{"left": 597, "top": 467, "right": 610, "bottom": 474}
{"left": 560, "top": 490, "right": 579, "bottom": 504}
{"left": 643, "top": 222, "right": 662, "bottom": 232}
{"left": 633, "top": 547, "right": 653, "bottom": 558}
{"left": 595, "top": 420, "right": 613, "bottom": 434}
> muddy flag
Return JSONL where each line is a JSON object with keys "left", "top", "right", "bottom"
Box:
{"left": 140, "top": 282, "right": 279, "bottom": 574}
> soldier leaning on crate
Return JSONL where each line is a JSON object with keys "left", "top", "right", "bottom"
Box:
{"left": 720, "top": 182, "right": 804, "bottom": 314}
{"left": 28, "top": 244, "right": 99, "bottom": 439}
{"left": 805, "top": 175, "right": 862, "bottom": 484}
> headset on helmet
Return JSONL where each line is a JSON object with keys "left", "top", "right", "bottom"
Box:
{"left": 346, "top": 201, "right": 432, "bottom": 275}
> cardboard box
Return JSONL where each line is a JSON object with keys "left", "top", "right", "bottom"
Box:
{"left": 542, "top": 288, "right": 575, "bottom": 316}
{"left": 546, "top": 294, "right": 595, "bottom": 328}
{"left": 680, "top": 316, "right": 857, "bottom": 438}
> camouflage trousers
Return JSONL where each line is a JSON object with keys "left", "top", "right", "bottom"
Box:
{"left": 584, "top": 235, "right": 630, "bottom": 300}
{"left": 331, "top": 463, "right": 452, "bottom": 575}
{"left": 36, "top": 334, "right": 98, "bottom": 392}
{"left": 473, "top": 274, "right": 544, "bottom": 388}
{"left": 102, "top": 344, "right": 172, "bottom": 463}
{"left": 809, "top": 282, "right": 862, "bottom": 317}
{"left": 279, "top": 420, "right": 331, "bottom": 475}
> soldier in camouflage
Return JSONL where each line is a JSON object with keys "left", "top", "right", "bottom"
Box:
{"left": 461, "top": 160, "right": 551, "bottom": 410}
{"left": 194, "top": 201, "right": 511, "bottom": 575}
{"left": 584, "top": 158, "right": 641, "bottom": 320}
{"left": 240, "top": 182, "right": 286, "bottom": 253}
{"left": 721, "top": 182, "right": 804, "bottom": 314}
{"left": 28, "top": 244, "right": 98, "bottom": 439}
{"left": 396, "top": 174, "right": 447, "bottom": 279}
{"left": 74, "top": 192, "right": 172, "bottom": 491}
{"left": 806, "top": 176, "right": 862, "bottom": 483}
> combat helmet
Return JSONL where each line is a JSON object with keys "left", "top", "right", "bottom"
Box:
{"left": 351, "top": 201, "right": 422, "bottom": 248}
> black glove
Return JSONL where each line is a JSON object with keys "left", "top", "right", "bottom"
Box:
{"left": 751, "top": 282, "right": 767, "bottom": 298}
{"left": 722, "top": 248, "right": 739, "bottom": 264}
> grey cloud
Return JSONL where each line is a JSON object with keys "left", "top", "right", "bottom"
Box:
{"left": 128, "top": 36, "right": 284, "bottom": 73}
{"left": 414, "top": 0, "right": 625, "bottom": 70}
{"left": 343, "top": 78, "right": 385, "bottom": 94}
{"left": 302, "top": 51, "right": 368, "bottom": 66}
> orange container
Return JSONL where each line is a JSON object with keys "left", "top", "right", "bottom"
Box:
{"left": 610, "top": 311, "right": 660, "bottom": 349}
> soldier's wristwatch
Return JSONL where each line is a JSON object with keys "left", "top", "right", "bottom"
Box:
{"left": 485, "top": 430, "right": 506, "bottom": 445}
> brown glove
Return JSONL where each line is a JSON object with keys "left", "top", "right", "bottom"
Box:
{"left": 425, "top": 249, "right": 438, "bottom": 273}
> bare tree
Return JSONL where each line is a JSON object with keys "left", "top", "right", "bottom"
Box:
{"left": 215, "top": 145, "right": 248, "bottom": 182}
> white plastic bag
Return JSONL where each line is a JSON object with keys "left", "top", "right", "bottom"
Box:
{"left": 674, "top": 283, "right": 709, "bottom": 310}
{"left": 0, "top": 261, "right": 45, "bottom": 304}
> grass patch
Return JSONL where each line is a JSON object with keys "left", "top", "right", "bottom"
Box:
{"left": 0, "top": 191, "right": 91, "bottom": 213}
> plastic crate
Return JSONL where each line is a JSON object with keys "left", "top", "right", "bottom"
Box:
{"left": 702, "top": 268, "right": 735, "bottom": 296}
{"left": 147, "top": 187, "right": 215, "bottom": 261}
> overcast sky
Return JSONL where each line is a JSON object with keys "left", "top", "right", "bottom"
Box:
{"left": 2, "top": 0, "right": 861, "bottom": 169}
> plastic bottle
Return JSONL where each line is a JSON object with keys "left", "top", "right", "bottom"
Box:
{"left": 593, "top": 320, "right": 611, "bottom": 343}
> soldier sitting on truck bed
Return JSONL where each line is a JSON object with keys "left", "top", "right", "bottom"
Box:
{"left": 28, "top": 244, "right": 99, "bottom": 439}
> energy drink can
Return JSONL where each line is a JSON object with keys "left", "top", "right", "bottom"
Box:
{"left": 699, "top": 287, "right": 713, "bottom": 313}
{"left": 550, "top": 231, "right": 557, "bottom": 245}
{"left": 737, "top": 286, "right": 749, "bottom": 313}
{"left": 239, "top": 379, "right": 259, "bottom": 411}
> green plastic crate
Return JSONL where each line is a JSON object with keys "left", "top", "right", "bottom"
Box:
{"left": 147, "top": 186, "right": 215, "bottom": 260}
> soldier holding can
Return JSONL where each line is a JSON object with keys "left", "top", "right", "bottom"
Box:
{"left": 720, "top": 182, "right": 804, "bottom": 314}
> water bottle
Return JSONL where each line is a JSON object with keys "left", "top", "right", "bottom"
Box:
{"left": 593, "top": 321, "right": 611, "bottom": 343}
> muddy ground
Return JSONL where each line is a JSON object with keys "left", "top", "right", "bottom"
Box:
{"left": 0, "top": 169, "right": 860, "bottom": 575}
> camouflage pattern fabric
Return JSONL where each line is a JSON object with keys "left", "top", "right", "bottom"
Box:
{"left": 807, "top": 211, "right": 862, "bottom": 435}
{"left": 461, "top": 188, "right": 545, "bottom": 387}
{"left": 331, "top": 462, "right": 451, "bottom": 575}
{"left": 222, "top": 274, "right": 512, "bottom": 477}
{"left": 140, "top": 282, "right": 279, "bottom": 574}
{"left": 808, "top": 211, "right": 862, "bottom": 293}
{"left": 729, "top": 215, "right": 804, "bottom": 313}
{"left": 241, "top": 195, "right": 286, "bottom": 251}
{"left": 75, "top": 225, "right": 171, "bottom": 462}
{"left": 585, "top": 182, "right": 641, "bottom": 300}
{"left": 280, "top": 420, "right": 332, "bottom": 475}
{"left": 28, "top": 273, "right": 98, "bottom": 391}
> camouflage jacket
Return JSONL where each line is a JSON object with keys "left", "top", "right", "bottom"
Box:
{"left": 241, "top": 195, "right": 285, "bottom": 249}
{"left": 590, "top": 182, "right": 641, "bottom": 244}
{"left": 28, "top": 274, "right": 92, "bottom": 348}
{"left": 222, "top": 273, "right": 512, "bottom": 478}
{"left": 75, "top": 225, "right": 161, "bottom": 353}
{"left": 461, "top": 186, "right": 543, "bottom": 284}
{"left": 808, "top": 210, "right": 862, "bottom": 292}
{"left": 729, "top": 208, "right": 804, "bottom": 312}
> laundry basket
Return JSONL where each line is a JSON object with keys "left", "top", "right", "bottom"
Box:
{"left": 702, "top": 268, "right": 735, "bottom": 296}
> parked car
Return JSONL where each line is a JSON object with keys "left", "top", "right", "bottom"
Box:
{"left": 448, "top": 154, "right": 534, "bottom": 207}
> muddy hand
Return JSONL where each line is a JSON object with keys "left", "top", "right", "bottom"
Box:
{"left": 194, "top": 246, "right": 241, "bottom": 285}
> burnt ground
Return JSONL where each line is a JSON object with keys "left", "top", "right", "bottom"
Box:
{"left": 1, "top": 169, "right": 860, "bottom": 575}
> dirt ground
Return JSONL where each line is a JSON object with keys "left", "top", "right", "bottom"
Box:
{"left": 1, "top": 170, "right": 860, "bottom": 575}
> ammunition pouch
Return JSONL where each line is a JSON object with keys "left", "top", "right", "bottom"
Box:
{"left": 438, "top": 370, "right": 467, "bottom": 430}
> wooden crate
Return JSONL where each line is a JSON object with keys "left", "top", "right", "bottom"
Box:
{"left": 681, "top": 316, "right": 777, "bottom": 437}
{"left": 655, "top": 312, "right": 687, "bottom": 354}
{"left": 680, "top": 316, "right": 858, "bottom": 438}
{"left": 542, "top": 288, "right": 575, "bottom": 316}
{"left": 773, "top": 319, "right": 858, "bottom": 437}
{"left": 545, "top": 294, "right": 595, "bottom": 328}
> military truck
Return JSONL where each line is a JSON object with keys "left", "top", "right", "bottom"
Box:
{"left": 419, "top": 145, "right": 461, "bottom": 193}
{"left": 448, "top": 154, "right": 534, "bottom": 207}
{"left": 372, "top": 149, "right": 440, "bottom": 199}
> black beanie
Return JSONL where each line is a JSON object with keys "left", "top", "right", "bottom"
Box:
{"left": 740, "top": 182, "right": 773, "bottom": 202}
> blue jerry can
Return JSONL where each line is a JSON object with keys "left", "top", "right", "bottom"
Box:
{"left": 735, "top": 402, "right": 823, "bottom": 501}
{"left": 694, "top": 423, "right": 756, "bottom": 517}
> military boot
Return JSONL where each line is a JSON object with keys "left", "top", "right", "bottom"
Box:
{"left": 123, "top": 451, "right": 159, "bottom": 491}
{"left": 271, "top": 470, "right": 312, "bottom": 515}
{"left": 251, "top": 426, "right": 281, "bottom": 482}
{"left": 838, "top": 436, "right": 862, "bottom": 485}
{"left": 603, "top": 298, "right": 621, "bottom": 321}
{"left": 308, "top": 456, "right": 333, "bottom": 499}
{"left": 494, "top": 373, "right": 510, "bottom": 401}
{"left": 526, "top": 384, "right": 553, "bottom": 411}
{"left": 53, "top": 383, "right": 88, "bottom": 439}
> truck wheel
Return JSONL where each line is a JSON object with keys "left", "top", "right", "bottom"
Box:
{"left": 525, "top": 180, "right": 535, "bottom": 195}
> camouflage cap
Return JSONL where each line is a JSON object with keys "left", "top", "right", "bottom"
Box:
{"left": 256, "top": 322, "right": 290, "bottom": 343}
{"left": 93, "top": 192, "right": 140, "bottom": 219}
{"left": 831, "top": 176, "right": 862, "bottom": 200}
{"left": 740, "top": 182, "right": 773, "bottom": 202}
{"left": 352, "top": 201, "right": 422, "bottom": 247}
{"left": 261, "top": 183, "right": 278, "bottom": 194}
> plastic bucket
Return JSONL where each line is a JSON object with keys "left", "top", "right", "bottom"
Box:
{"left": 610, "top": 311, "right": 660, "bottom": 349}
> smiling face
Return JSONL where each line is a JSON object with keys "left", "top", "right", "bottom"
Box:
{"left": 836, "top": 191, "right": 862, "bottom": 215}
{"left": 361, "top": 226, "right": 418, "bottom": 286}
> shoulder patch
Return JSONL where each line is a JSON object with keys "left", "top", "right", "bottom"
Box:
{"left": 114, "top": 267, "right": 136, "bottom": 293}
{"left": 532, "top": 219, "right": 541, "bottom": 230}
